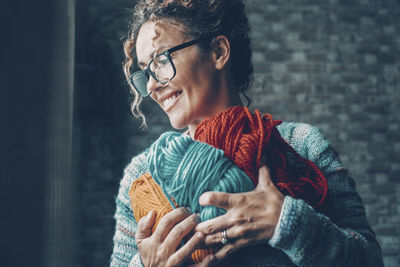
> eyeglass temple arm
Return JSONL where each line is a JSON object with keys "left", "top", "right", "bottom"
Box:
{"left": 167, "top": 36, "right": 214, "bottom": 54}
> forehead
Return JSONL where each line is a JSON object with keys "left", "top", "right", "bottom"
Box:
{"left": 135, "top": 20, "right": 187, "bottom": 64}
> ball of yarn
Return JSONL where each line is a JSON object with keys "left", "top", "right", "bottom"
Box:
{"left": 129, "top": 173, "right": 218, "bottom": 264}
{"left": 195, "top": 106, "right": 328, "bottom": 208}
{"left": 147, "top": 131, "right": 254, "bottom": 221}
{"left": 129, "top": 173, "right": 176, "bottom": 233}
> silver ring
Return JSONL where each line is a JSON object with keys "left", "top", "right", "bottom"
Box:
{"left": 221, "top": 229, "right": 229, "bottom": 245}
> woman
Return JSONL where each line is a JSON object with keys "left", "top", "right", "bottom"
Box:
{"left": 110, "top": 0, "right": 383, "bottom": 266}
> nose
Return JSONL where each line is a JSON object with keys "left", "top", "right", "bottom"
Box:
{"left": 146, "top": 74, "right": 161, "bottom": 95}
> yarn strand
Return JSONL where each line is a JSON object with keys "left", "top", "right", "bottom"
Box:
{"left": 195, "top": 106, "right": 328, "bottom": 208}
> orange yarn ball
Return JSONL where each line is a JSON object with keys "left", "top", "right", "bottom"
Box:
{"left": 129, "top": 173, "right": 218, "bottom": 264}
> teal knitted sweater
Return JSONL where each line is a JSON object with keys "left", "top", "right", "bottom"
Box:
{"left": 110, "top": 122, "right": 383, "bottom": 267}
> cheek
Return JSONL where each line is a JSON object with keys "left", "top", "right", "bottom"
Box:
{"left": 172, "top": 54, "right": 216, "bottom": 101}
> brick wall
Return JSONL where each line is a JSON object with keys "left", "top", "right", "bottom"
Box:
{"left": 244, "top": 1, "right": 399, "bottom": 266}
{"left": 74, "top": 0, "right": 399, "bottom": 266}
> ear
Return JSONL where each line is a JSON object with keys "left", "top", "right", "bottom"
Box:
{"left": 211, "top": 35, "right": 231, "bottom": 70}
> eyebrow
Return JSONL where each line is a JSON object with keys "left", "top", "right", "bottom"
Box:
{"left": 137, "top": 45, "right": 169, "bottom": 68}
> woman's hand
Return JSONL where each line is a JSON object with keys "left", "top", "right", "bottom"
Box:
{"left": 136, "top": 207, "right": 216, "bottom": 267}
{"left": 195, "top": 165, "right": 284, "bottom": 263}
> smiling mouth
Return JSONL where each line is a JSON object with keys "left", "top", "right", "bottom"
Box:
{"left": 163, "top": 91, "right": 182, "bottom": 110}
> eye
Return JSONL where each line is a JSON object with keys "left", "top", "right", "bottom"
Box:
{"left": 155, "top": 54, "right": 169, "bottom": 66}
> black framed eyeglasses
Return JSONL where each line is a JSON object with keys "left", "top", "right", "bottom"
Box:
{"left": 130, "top": 37, "right": 212, "bottom": 97}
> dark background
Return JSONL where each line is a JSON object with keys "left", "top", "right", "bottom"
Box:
{"left": 1, "top": 0, "right": 399, "bottom": 266}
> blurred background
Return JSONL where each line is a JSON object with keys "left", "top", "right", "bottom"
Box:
{"left": 1, "top": 0, "right": 399, "bottom": 266}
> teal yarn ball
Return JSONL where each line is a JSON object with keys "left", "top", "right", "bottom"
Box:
{"left": 147, "top": 131, "right": 254, "bottom": 222}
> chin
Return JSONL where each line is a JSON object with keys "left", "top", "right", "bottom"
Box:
{"left": 168, "top": 116, "right": 188, "bottom": 130}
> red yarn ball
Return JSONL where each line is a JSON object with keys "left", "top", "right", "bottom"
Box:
{"left": 194, "top": 106, "right": 328, "bottom": 208}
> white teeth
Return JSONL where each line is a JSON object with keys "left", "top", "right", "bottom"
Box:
{"left": 163, "top": 94, "right": 177, "bottom": 108}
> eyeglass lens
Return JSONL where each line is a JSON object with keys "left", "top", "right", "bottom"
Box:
{"left": 153, "top": 54, "right": 174, "bottom": 81}
{"left": 131, "top": 54, "right": 175, "bottom": 97}
{"left": 131, "top": 72, "right": 150, "bottom": 97}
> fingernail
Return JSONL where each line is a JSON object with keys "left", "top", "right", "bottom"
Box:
{"left": 196, "top": 232, "right": 204, "bottom": 239}
{"left": 146, "top": 210, "right": 153, "bottom": 219}
{"left": 199, "top": 193, "right": 209, "bottom": 204}
{"left": 259, "top": 165, "right": 267, "bottom": 174}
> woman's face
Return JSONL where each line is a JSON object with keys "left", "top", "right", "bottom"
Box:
{"left": 135, "top": 20, "right": 232, "bottom": 130}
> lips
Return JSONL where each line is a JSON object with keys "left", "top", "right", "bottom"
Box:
{"left": 163, "top": 94, "right": 176, "bottom": 107}
{"left": 160, "top": 91, "right": 182, "bottom": 110}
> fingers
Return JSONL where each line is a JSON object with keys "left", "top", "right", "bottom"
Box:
{"left": 203, "top": 228, "right": 233, "bottom": 246}
{"left": 153, "top": 207, "right": 192, "bottom": 242}
{"left": 195, "top": 213, "right": 231, "bottom": 235}
{"left": 136, "top": 210, "right": 157, "bottom": 241}
{"left": 199, "top": 191, "right": 232, "bottom": 209}
{"left": 164, "top": 213, "right": 200, "bottom": 249}
{"left": 255, "top": 165, "right": 273, "bottom": 191}
{"left": 196, "top": 216, "right": 251, "bottom": 246}
{"left": 167, "top": 232, "right": 206, "bottom": 267}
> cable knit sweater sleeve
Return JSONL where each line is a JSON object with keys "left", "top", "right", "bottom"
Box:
{"left": 110, "top": 151, "right": 147, "bottom": 267}
{"left": 271, "top": 123, "right": 383, "bottom": 267}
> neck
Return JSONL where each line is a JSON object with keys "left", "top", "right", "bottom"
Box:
{"left": 187, "top": 70, "right": 244, "bottom": 138}
{"left": 187, "top": 93, "right": 243, "bottom": 139}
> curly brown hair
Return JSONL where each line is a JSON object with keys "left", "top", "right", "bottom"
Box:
{"left": 124, "top": 0, "right": 253, "bottom": 125}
